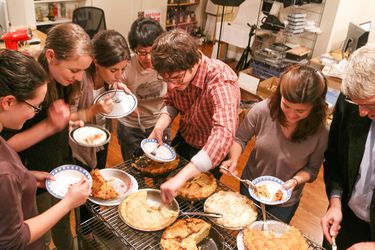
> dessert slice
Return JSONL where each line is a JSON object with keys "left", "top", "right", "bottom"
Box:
{"left": 91, "top": 169, "right": 119, "bottom": 200}
{"left": 161, "top": 218, "right": 211, "bottom": 250}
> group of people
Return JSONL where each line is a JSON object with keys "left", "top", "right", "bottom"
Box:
{"left": 0, "top": 15, "right": 374, "bottom": 250}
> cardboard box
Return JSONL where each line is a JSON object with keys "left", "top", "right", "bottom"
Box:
{"left": 257, "top": 76, "right": 280, "bottom": 99}
{"left": 238, "top": 68, "right": 260, "bottom": 95}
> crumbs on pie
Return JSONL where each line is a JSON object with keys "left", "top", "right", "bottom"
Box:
{"left": 204, "top": 191, "right": 257, "bottom": 229}
{"left": 90, "top": 169, "right": 119, "bottom": 200}
{"left": 119, "top": 190, "right": 178, "bottom": 231}
{"left": 243, "top": 224, "right": 308, "bottom": 250}
{"left": 177, "top": 172, "right": 217, "bottom": 201}
{"left": 255, "top": 184, "right": 284, "bottom": 202}
{"left": 130, "top": 155, "right": 179, "bottom": 175}
{"left": 160, "top": 218, "right": 211, "bottom": 250}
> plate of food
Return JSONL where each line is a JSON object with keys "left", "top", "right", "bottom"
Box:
{"left": 237, "top": 220, "right": 308, "bottom": 250}
{"left": 161, "top": 218, "right": 224, "bottom": 250}
{"left": 204, "top": 191, "right": 257, "bottom": 230}
{"left": 140, "top": 138, "right": 176, "bottom": 162}
{"left": 93, "top": 90, "right": 137, "bottom": 118}
{"left": 69, "top": 124, "right": 110, "bottom": 147}
{"left": 248, "top": 176, "right": 292, "bottom": 205}
{"left": 46, "top": 164, "right": 92, "bottom": 199}
{"left": 88, "top": 168, "right": 138, "bottom": 206}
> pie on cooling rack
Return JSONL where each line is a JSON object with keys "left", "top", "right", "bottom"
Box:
{"left": 119, "top": 190, "right": 178, "bottom": 231}
{"left": 204, "top": 191, "right": 257, "bottom": 229}
{"left": 177, "top": 172, "right": 217, "bottom": 201}
{"left": 130, "top": 155, "right": 179, "bottom": 175}
{"left": 243, "top": 224, "right": 308, "bottom": 250}
{"left": 160, "top": 218, "right": 211, "bottom": 250}
{"left": 90, "top": 169, "right": 119, "bottom": 200}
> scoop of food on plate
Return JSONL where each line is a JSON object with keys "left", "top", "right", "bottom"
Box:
{"left": 255, "top": 184, "right": 284, "bottom": 202}
{"left": 160, "top": 218, "right": 211, "bottom": 250}
{"left": 91, "top": 169, "right": 119, "bottom": 200}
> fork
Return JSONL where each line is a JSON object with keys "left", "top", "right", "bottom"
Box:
{"left": 331, "top": 236, "right": 337, "bottom": 250}
{"left": 219, "top": 166, "right": 257, "bottom": 191}
{"left": 150, "top": 145, "right": 159, "bottom": 156}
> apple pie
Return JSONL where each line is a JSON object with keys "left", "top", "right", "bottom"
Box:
{"left": 160, "top": 218, "right": 211, "bottom": 250}
{"left": 243, "top": 224, "right": 308, "bottom": 250}
{"left": 119, "top": 190, "right": 178, "bottom": 231}
{"left": 177, "top": 172, "right": 217, "bottom": 201}
{"left": 204, "top": 191, "right": 257, "bottom": 229}
{"left": 131, "top": 155, "right": 179, "bottom": 175}
{"left": 90, "top": 169, "right": 119, "bottom": 200}
{"left": 255, "top": 184, "right": 284, "bottom": 202}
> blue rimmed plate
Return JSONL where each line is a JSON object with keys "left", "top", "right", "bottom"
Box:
{"left": 248, "top": 175, "right": 292, "bottom": 205}
{"left": 140, "top": 138, "right": 176, "bottom": 162}
{"left": 46, "top": 165, "right": 92, "bottom": 199}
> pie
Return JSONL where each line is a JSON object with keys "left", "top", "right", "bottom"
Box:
{"left": 243, "top": 224, "right": 308, "bottom": 250}
{"left": 204, "top": 191, "right": 257, "bottom": 229}
{"left": 119, "top": 190, "right": 178, "bottom": 231}
{"left": 177, "top": 172, "right": 217, "bottom": 201}
{"left": 255, "top": 184, "right": 284, "bottom": 202}
{"left": 131, "top": 155, "right": 179, "bottom": 175}
{"left": 160, "top": 218, "right": 211, "bottom": 250}
{"left": 90, "top": 169, "right": 119, "bottom": 200}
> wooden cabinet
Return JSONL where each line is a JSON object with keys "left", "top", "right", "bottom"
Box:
{"left": 166, "top": 0, "right": 199, "bottom": 33}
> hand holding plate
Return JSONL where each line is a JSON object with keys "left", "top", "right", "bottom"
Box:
{"left": 30, "top": 170, "right": 55, "bottom": 189}
{"left": 64, "top": 177, "right": 90, "bottom": 208}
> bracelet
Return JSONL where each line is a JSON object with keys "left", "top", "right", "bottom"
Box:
{"left": 292, "top": 177, "right": 299, "bottom": 187}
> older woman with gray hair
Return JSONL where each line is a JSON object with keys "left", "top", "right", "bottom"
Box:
{"left": 321, "top": 43, "right": 375, "bottom": 250}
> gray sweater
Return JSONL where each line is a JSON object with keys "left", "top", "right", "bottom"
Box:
{"left": 237, "top": 99, "right": 328, "bottom": 206}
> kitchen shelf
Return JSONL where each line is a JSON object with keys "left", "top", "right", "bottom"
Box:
{"left": 36, "top": 18, "right": 71, "bottom": 26}
{"left": 166, "top": 20, "right": 197, "bottom": 28}
{"left": 167, "top": 1, "right": 199, "bottom": 7}
{"left": 34, "top": 0, "right": 79, "bottom": 3}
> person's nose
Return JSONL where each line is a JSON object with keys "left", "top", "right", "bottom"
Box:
{"left": 167, "top": 83, "right": 177, "bottom": 91}
{"left": 73, "top": 71, "right": 84, "bottom": 82}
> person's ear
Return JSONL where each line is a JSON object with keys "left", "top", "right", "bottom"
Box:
{"left": 45, "top": 49, "right": 55, "bottom": 64}
{"left": 0, "top": 95, "right": 17, "bottom": 111}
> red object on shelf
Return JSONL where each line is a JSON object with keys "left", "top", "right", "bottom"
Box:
{"left": 1, "top": 28, "right": 32, "bottom": 50}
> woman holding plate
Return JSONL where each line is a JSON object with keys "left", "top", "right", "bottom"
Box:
{"left": 0, "top": 49, "right": 90, "bottom": 250}
{"left": 0, "top": 23, "right": 107, "bottom": 249}
{"left": 70, "top": 29, "right": 131, "bottom": 170}
{"left": 221, "top": 65, "right": 329, "bottom": 223}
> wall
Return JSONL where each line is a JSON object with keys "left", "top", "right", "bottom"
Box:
{"left": 314, "top": 0, "right": 375, "bottom": 56}
{"left": 6, "top": 0, "right": 36, "bottom": 28}
{"left": 86, "top": 0, "right": 167, "bottom": 42}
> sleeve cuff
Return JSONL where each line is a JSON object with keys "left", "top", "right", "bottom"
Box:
{"left": 191, "top": 149, "right": 213, "bottom": 172}
{"left": 161, "top": 105, "right": 178, "bottom": 119}
{"left": 330, "top": 189, "right": 343, "bottom": 199}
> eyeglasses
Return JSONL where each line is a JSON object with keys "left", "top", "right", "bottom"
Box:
{"left": 135, "top": 50, "right": 152, "bottom": 57}
{"left": 23, "top": 100, "right": 42, "bottom": 113}
{"left": 344, "top": 96, "right": 375, "bottom": 111}
{"left": 157, "top": 70, "right": 187, "bottom": 84}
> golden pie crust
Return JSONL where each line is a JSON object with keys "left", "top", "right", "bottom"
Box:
{"left": 90, "top": 169, "right": 119, "bottom": 200}
{"left": 131, "top": 155, "right": 179, "bottom": 175}
{"left": 204, "top": 191, "right": 257, "bottom": 229}
{"left": 177, "top": 172, "right": 217, "bottom": 201}
{"left": 160, "top": 218, "right": 211, "bottom": 250}
{"left": 119, "top": 190, "right": 178, "bottom": 231}
{"left": 243, "top": 224, "right": 308, "bottom": 250}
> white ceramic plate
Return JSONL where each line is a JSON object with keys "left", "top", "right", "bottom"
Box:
{"left": 140, "top": 138, "right": 176, "bottom": 162}
{"left": 46, "top": 165, "right": 92, "bottom": 199}
{"left": 248, "top": 175, "right": 292, "bottom": 205}
{"left": 88, "top": 169, "right": 138, "bottom": 206}
{"left": 70, "top": 124, "right": 110, "bottom": 147}
{"left": 94, "top": 90, "right": 137, "bottom": 118}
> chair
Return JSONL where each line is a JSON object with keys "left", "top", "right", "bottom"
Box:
{"left": 72, "top": 7, "right": 106, "bottom": 39}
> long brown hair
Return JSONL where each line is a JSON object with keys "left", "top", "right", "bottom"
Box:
{"left": 269, "top": 65, "right": 328, "bottom": 142}
{"left": 38, "top": 23, "right": 92, "bottom": 107}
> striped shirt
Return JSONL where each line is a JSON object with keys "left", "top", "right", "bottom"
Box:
{"left": 162, "top": 54, "right": 240, "bottom": 171}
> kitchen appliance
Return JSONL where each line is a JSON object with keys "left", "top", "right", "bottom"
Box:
{"left": 1, "top": 27, "right": 32, "bottom": 50}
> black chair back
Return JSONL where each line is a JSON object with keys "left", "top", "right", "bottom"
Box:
{"left": 72, "top": 7, "right": 106, "bottom": 38}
